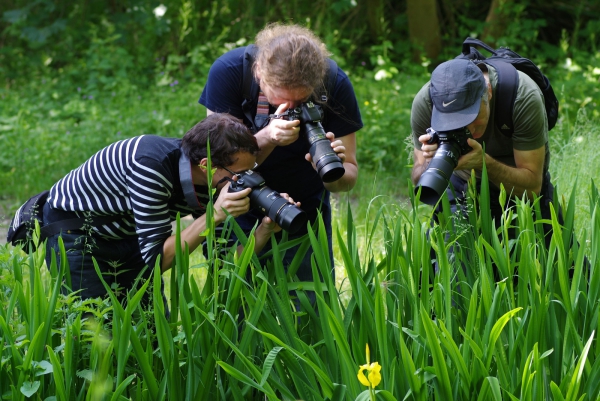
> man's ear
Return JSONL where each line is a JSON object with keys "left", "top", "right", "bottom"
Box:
{"left": 198, "top": 158, "right": 208, "bottom": 170}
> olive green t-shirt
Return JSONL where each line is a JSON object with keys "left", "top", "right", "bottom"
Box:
{"left": 411, "top": 64, "right": 549, "bottom": 184}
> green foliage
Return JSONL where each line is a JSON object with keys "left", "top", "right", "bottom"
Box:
{"left": 2, "top": 0, "right": 599, "bottom": 89}
{"left": 3, "top": 178, "right": 600, "bottom": 399}
{"left": 351, "top": 70, "right": 423, "bottom": 176}
{"left": 550, "top": 107, "right": 600, "bottom": 237}
{"left": 0, "top": 79, "right": 203, "bottom": 203}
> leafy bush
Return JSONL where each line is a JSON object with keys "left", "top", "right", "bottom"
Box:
{"left": 3, "top": 0, "right": 599, "bottom": 90}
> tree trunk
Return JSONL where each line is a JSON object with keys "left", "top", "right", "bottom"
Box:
{"left": 482, "top": 0, "right": 514, "bottom": 46}
{"left": 366, "top": 0, "right": 385, "bottom": 40}
{"left": 356, "top": 0, "right": 385, "bottom": 42}
{"left": 406, "top": 0, "right": 442, "bottom": 62}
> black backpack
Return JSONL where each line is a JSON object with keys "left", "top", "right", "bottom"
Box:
{"left": 7, "top": 189, "right": 122, "bottom": 251}
{"left": 456, "top": 37, "right": 559, "bottom": 136}
{"left": 7, "top": 190, "right": 50, "bottom": 250}
{"left": 240, "top": 44, "right": 339, "bottom": 133}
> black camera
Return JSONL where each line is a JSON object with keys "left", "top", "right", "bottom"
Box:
{"left": 281, "top": 101, "right": 345, "bottom": 183}
{"left": 228, "top": 170, "right": 308, "bottom": 234}
{"left": 414, "top": 127, "right": 473, "bottom": 205}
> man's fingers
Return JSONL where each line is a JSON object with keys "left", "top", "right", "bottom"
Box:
{"left": 419, "top": 134, "right": 432, "bottom": 144}
{"left": 274, "top": 102, "right": 289, "bottom": 115}
{"left": 286, "top": 120, "right": 300, "bottom": 129}
{"left": 227, "top": 187, "right": 251, "bottom": 199}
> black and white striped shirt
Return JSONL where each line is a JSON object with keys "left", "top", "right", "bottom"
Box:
{"left": 47, "top": 135, "right": 209, "bottom": 268}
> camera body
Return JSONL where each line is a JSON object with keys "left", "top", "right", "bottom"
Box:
{"left": 426, "top": 127, "right": 472, "bottom": 162}
{"left": 228, "top": 170, "right": 307, "bottom": 234}
{"left": 414, "top": 127, "right": 473, "bottom": 205}
{"left": 281, "top": 101, "right": 345, "bottom": 183}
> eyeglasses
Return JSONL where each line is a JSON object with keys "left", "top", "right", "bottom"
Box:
{"left": 221, "top": 162, "right": 258, "bottom": 179}
{"left": 221, "top": 166, "right": 240, "bottom": 179}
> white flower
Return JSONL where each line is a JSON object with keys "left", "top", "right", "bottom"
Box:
{"left": 563, "top": 58, "right": 581, "bottom": 72}
{"left": 374, "top": 69, "right": 391, "bottom": 81}
{"left": 153, "top": 5, "right": 167, "bottom": 18}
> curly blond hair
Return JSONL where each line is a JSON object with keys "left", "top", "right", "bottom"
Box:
{"left": 253, "top": 23, "right": 332, "bottom": 92}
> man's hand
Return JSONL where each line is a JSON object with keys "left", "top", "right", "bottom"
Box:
{"left": 213, "top": 182, "right": 252, "bottom": 223}
{"left": 411, "top": 132, "right": 439, "bottom": 184}
{"left": 264, "top": 103, "right": 301, "bottom": 146}
{"left": 417, "top": 133, "right": 438, "bottom": 161}
{"left": 305, "top": 132, "right": 346, "bottom": 166}
{"left": 161, "top": 181, "right": 251, "bottom": 273}
{"left": 253, "top": 193, "right": 300, "bottom": 254}
{"left": 256, "top": 193, "right": 300, "bottom": 235}
{"left": 456, "top": 138, "right": 484, "bottom": 171}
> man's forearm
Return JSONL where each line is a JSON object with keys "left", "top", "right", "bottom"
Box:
{"left": 324, "top": 162, "right": 358, "bottom": 192}
{"left": 484, "top": 154, "right": 542, "bottom": 199}
{"left": 161, "top": 214, "right": 210, "bottom": 272}
{"left": 254, "top": 129, "right": 277, "bottom": 164}
{"left": 252, "top": 224, "right": 276, "bottom": 254}
{"left": 411, "top": 161, "right": 429, "bottom": 185}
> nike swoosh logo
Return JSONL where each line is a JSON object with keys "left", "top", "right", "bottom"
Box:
{"left": 442, "top": 99, "right": 457, "bottom": 107}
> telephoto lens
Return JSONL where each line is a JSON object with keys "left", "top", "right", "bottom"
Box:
{"left": 228, "top": 171, "right": 308, "bottom": 234}
{"left": 414, "top": 127, "right": 472, "bottom": 205}
{"left": 249, "top": 187, "right": 308, "bottom": 234}
{"left": 304, "top": 121, "right": 345, "bottom": 182}
{"left": 288, "top": 102, "right": 345, "bottom": 183}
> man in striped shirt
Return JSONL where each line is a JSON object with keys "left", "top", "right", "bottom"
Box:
{"left": 43, "top": 113, "right": 286, "bottom": 302}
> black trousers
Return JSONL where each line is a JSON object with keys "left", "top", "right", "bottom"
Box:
{"left": 42, "top": 203, "right": 168, "bottom": 313}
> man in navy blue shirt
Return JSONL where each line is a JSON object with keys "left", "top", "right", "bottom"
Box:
{"left": 199, "top": 23, "right": 363, "bottom": 284}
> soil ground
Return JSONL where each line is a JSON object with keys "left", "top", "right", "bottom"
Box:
{"left": 0, "top": 201, "right": 12, "bottom": 245}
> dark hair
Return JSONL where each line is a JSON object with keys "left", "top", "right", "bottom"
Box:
{"left": 181, "top": 113, "right": 258, "bottom": 166}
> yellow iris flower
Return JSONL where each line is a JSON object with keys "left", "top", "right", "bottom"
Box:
{"left": 357, "top": 344, "right": 382, "bottom": 388}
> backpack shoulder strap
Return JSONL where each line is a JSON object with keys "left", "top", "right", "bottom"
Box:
{"left": 459, "top": 38, "right": 519, "bottom": 137}
{"left": 484, "top": 59, "right": 519, "bottom": 137}
{"left": 241, "top": 44, "right": 260, "bottom": 132}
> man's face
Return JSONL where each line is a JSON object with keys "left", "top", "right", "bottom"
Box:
{"left": 213, "top": 151, "right": 257, "bottom": 191}
{"left": 260, "top": 81, "right": 313, "bottom": 109}
{"left": 466, "top": 98, "right": 491, "bottom": 139}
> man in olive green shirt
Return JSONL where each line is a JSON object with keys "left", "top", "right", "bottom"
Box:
{"left": 411, "top": 58, "right": 557, "bottom": 244}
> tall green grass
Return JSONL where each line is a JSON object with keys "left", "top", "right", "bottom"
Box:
{"left": 2, "top": 172, "right": 599, "bottom": 400}
{"left": 550, "top": 106, "right": 600, "bottom": 238}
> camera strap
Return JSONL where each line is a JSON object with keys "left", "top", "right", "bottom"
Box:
{"left": 179, "top": 152, "right": 205, "bottom": 210}
{"left": 254, "top": 90, "right": 271, "bottom": 130}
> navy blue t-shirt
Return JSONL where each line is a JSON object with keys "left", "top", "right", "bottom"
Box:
{"left": 199, "top": 46, "right": 363, "bottom": 203}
